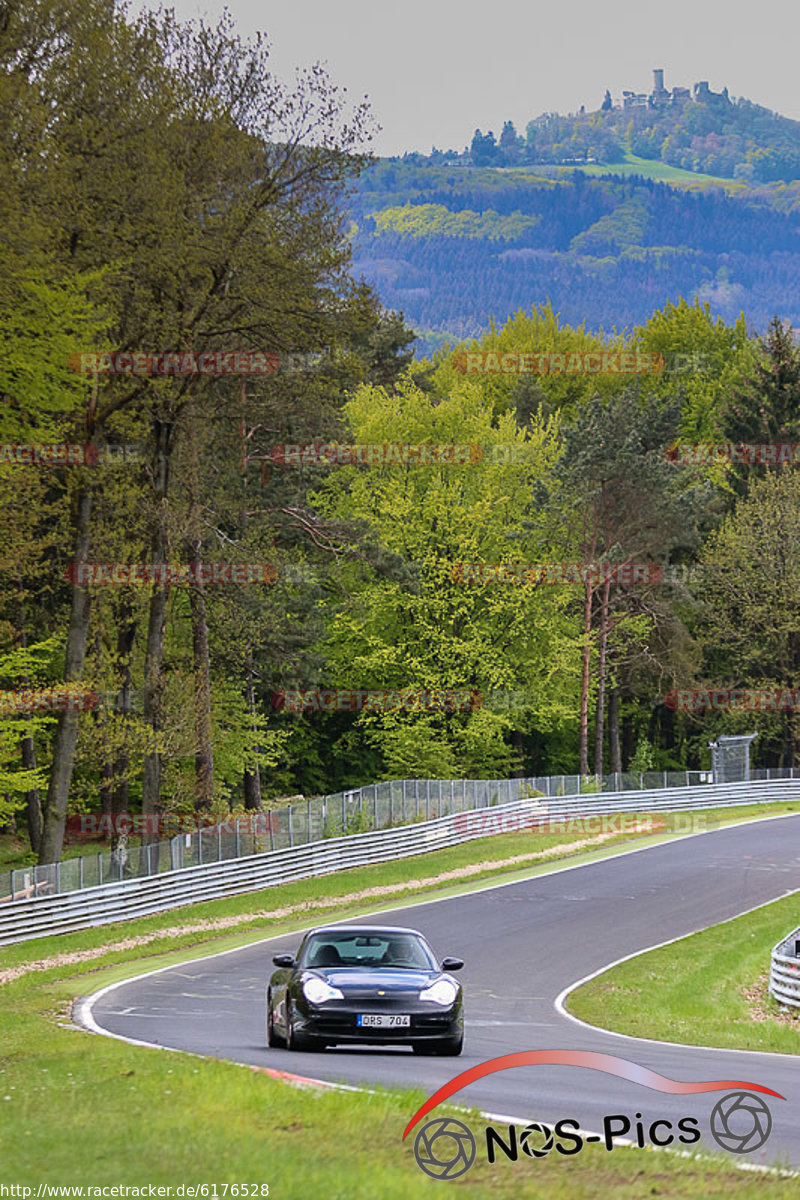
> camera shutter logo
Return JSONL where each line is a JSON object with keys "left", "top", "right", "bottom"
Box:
{"left": 413, "top": 1117, "right": 476, "bottom": 1180}
{"left": 710, "top": 1091, "right": 772, "bottom": 1153}
{"left": 519, "top": 1122, "right": 554, "bottom": 1158}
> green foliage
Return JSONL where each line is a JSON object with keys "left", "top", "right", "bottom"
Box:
{"left": 372, "top": 202, "right": 542, "bottom": 241}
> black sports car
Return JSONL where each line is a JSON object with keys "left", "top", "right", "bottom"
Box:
{"left": 267, "top": 924, "right": 464, "bottom": 1055}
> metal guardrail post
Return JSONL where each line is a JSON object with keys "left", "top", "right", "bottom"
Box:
{"left": 288, "top": 805, "right": 294, "bottom": 846}
{"left": 307, "top": 799, "right": 311, "bottom": 842}
{"left": 373, "top": 786, "right": 378, "bottom": 828}
{"left": 269, "top": 810, "right": 275, "bottom": 851}
{"left": 402, "top": 780, "right": 406, "bottom": 822}
{"left": 55, "top": 861, "right": 60, "bottom": 894}
{"left": 236, "top": 819, "right": 241, "bottom": 857}
{"left": 79, "top": 857, "right": 84, "bottom": 890}
{"left": 10, "top": 870, "right": 16, "bottom": 901}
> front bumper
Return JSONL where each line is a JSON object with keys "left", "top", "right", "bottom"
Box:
{"left": 295, "top": 999, "right": 463, "bottom": 1044}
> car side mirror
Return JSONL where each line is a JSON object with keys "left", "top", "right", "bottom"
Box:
{"left": 441, "top": 956, "right": 464, "bottom": 971}
{"left": 272, "top": 953, "right": 295, "bottom": 968}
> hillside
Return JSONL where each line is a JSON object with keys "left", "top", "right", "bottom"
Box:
{"left": 348, "top": 162, "right": 800, "bottom": 351}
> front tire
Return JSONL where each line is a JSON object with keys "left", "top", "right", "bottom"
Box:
{"left": 286, "top": 1003, "right": 315, "bottom": 1052}
{"left": 267, "top": 991, "right": 285, "bottom": 1048}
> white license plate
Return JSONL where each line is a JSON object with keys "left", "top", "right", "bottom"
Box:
{"left": 357, "top": 1013, "right": 411, "bottom": 1028}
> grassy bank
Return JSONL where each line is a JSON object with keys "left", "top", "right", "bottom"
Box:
{"left": 568, "top": 889, "right": 800, "bottom": 1056}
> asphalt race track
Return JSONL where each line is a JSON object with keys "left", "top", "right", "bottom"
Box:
{"left": 81, "top": 815, "right": 800, "bottom": 1169}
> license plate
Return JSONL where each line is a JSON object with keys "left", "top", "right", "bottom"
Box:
{"left": 357, "top": 1013, "right": 411, "bottom": 1028}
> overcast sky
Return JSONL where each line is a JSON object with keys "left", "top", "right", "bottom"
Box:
{"left": 155, "top": 0, "right": 800, "bottom": 156}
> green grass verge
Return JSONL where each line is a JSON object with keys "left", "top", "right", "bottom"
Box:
{"left": 568, "top": 889, "right": 800, "bottom": 1057}
{"left": 2, "top": 800, "right": 800, "bottom": 1193}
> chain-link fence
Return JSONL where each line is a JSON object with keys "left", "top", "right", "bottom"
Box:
{"left": 2, "top": 766, "right": 798, "bottom": 904}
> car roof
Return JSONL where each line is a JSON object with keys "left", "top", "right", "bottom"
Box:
{"left": 303, "top": 925, "right": 425, "bottom": 937}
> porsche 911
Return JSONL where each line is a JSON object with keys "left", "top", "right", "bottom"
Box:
{"left": 267, "top": 924, "right": 464, "bottom": 1055}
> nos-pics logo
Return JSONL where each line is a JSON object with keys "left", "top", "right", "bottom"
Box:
{"left": 403, "top": 1050, "right": 782, "bottom": 1181}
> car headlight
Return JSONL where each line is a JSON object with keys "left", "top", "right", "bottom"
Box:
{"left": 419, "top": 979, "right": 458, "bottom": 1006}
{"left": 302, "top": 977, "right": 344, "bottom": 1004}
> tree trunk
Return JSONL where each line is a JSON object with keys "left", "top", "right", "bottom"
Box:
{"left": 140, "top": 419, "right": 173, "bottom": 863}
{"left": 110, "top": 597, "right": 137, "bottom": 873}
{"left": 593, "top": 578, "right": 611, "bottom": 776}
{"left": 608, "top": 686, "right": 622, "bottom": 776}
{"left": 39, "top": 488, "right": 94, "bottom": 863}
{"left": 187, "top": 538, "right": 214, "bottom": 810}
{"left": 21, "top": 735, "right": 43, "bottom": 854}
{"left": 17, "top": 625, "right": 43, "bottom": 854}
{"left": 579, "top": 577, "right": 593, "bottom": 778}
{"left": 242, "top": 652, "right": 263, "bottom": 811}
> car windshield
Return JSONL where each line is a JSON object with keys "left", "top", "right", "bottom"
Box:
{"left": 300, "top": 931, "right": 437, "bottom": 970}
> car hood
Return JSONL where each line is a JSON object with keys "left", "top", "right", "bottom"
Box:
{"left": 308, "top": 968, "right": 445, "bottom": 992}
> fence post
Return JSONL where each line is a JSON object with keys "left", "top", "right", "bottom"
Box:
{"left": 389, "top": 784, "right": 393, "bottom": 826}
{"left": 289, "top": 804, "right": 294, "bottom": 846}
{"left": 235, "top": 819, "right": 241, "bottom": 858}
{"left": 218, "top": 826, "right": 222, "bottom": 863}
{"left": 55, "top": 860, "right": 61, "bottom": 894}
{"left": 342, "top": 793, "right": 346, "bottom": 830}
{"left": 269, "top": 810, "right": 275, "bottom": 851}
{"left": 414, "top": 778, "right": 419, "bottom": 819}
{"left": 79, "top": 856, "right": 84, "bottom": 890}
{"left": 98, "top": 853, "right": 103, "bottom": 886}
{"left": 402, "top": 779, "right": 407, "bottom": 823}
{"left": 639, "top": 773, "right": 644, "bottom": 790}
{"left": 199, "top": 831, "right": 203, "bottom": 865}
{"left": 10, "top": 869, "right": 16, "bottom": 901}
{"left": 307, "top": 799, "right": 311, "bottom": 842}
{"left": 438, "top": 778, "right": 443, "bottom": 814}
{"left": 663, "top": 770, "right": 668, "bottom": 788}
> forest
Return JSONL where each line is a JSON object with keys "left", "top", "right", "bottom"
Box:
{"left": 1, "top": 0, "right": 799, "bottom": 872}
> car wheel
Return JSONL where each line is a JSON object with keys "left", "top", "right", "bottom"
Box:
{"left": 267, "top": 991, "right": 285, "bottom": 1048}
{"left": 286, "top": 1004, "right": 315, "bottom": 1052}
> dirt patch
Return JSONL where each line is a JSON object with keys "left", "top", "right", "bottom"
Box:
{"left": 0, "top": 830, "right": 626, "bottom": 986}
{"left": 743, "top": 971, "right": 800, "bottom": 1026}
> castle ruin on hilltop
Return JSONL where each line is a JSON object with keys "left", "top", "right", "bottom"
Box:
{"left": 605, "top": 69, "right": 730, "bottom": 111}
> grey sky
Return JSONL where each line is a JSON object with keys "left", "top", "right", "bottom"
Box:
{"left": 156, "top": 0, "right": 800, "bottom": 156}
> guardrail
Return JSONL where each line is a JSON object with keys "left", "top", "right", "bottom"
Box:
{"left": 1, "top": 776, "right": 799, "bottom": 946}
{"left": 769, "top": 925, "right": 800, "bottom": 1009}
{"left": 4, "top": 766, "right": 797, "bottom": 907}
